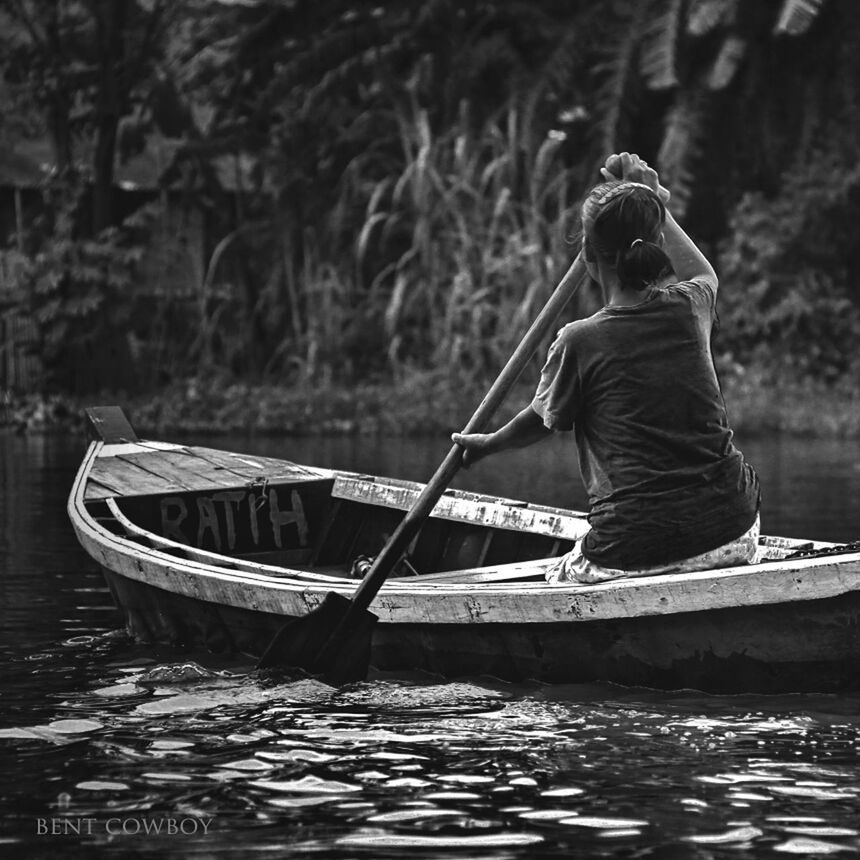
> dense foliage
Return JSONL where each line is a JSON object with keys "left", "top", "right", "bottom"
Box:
{"left": 2, "top": 0, "right": 859, "bottom": 415}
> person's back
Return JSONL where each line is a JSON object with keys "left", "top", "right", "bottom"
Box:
{"left": 533, "top": 279, "right": 759, "bottom": 570}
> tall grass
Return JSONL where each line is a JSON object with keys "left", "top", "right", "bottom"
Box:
{"left": 347, "top": 93, "right": 583, "bottom": 387}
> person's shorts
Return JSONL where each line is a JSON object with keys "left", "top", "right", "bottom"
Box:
{"left": 545, "top": 514, "right": 761, "bottom": 584}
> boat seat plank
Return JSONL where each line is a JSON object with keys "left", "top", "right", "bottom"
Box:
{"left": 180, "top": 447, "right": 265, "bottom": 482}
{"left": 189, "top": 446, "right": 329, "bottom": 482}
{"left": 84, "top": 474, "right": 129, "bottom": 500}
{"left": 88, "top": 457, "right": 187, "bottom": 497}
{"left": 118, "top": 450, "right": 257, "bottom": 493}
{"left": 114, "top": 451, "right": 199, "bottom": 492}
{"left": 84, "top": 483, "right": 118, "bottom": 501}
{"left": 331, "top": 474, "right": 590, "bottom": 541}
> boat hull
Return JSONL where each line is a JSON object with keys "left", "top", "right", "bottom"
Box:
{"left": 101, "top": 566, "right": 860, "bottom": 694}
{"left": 67, "top": 420, "right": 860, "bottom": 695}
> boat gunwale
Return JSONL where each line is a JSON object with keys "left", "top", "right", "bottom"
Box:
{"left": 68, "top": 440, "right": 860, "bottom": 624}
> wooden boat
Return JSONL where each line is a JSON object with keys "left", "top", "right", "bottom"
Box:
{"left": 68, "top": 407, "right": 860, "bottom": 694}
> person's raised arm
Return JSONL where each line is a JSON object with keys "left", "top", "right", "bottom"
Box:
{"left": 602, "top": 152, "right": 718, "bottom": 292}
{"left": 660, "top": 211, "right": 718, "bottom": 290}
{"left": 452, "top": 405, "right": 552, "bottom": 469}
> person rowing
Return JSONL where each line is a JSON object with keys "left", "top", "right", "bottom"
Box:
{"left": 453, "top": 151, "right": 761, "bottom": 583}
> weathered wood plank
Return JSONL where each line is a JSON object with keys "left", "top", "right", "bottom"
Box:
{"left": 115, "top": 447, "right": 329, "bottom": 496}
{"left": 97, "top": 441, "right": 185, "bottom": 458}
{"left": 758, "top": 535, "right": 835, "bottom": 558}
{"left": 332, "top": 475, "right": 590, "bottom": 541}
{"left": 115, "top": 451, "right": 196, "bottom": 491}
{"left": 182, "top": 447, "right": 261, "bottom": 481}
{"left": 88, "top": 456, "right": 186, "bottom": 496}
{"left": 118, "top": 449, "right": 253, "bottom": 493}
{"left": 237, "top": 549, "right": 318, "bottom": 568}
{"left": 85, "top": 406, "right": 139, "bottom": 443}
{"left": 84, "top": 482, "right": 118, "bottom": 501}
{"left": 190, "top": 446, "right": 329, "bottom": 481}
{"left": 409, "top": 560, "right": 550, "bottom": 584}
{"left": 760, "top": 535, "right": 817, "bottom": 549}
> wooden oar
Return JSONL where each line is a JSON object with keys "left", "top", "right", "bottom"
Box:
{"left": 257, "top": 253, "right": 589, "bottom": 682}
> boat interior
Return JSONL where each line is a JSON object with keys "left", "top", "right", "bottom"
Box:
{"left": 82, "top": 440, "right": 588, "bottom": 584}
{"left": 82, "top": 439, "right": 825, "bottom": 586}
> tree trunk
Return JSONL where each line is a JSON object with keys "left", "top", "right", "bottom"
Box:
{"left": 92, "top": 0, "right": 129, "bottom": 233}
{"left": 49, "top": 95, "right": 74, "bottom": 174}
{"left": 45, "top": 6, "right": 73, "bottom": 173}
{"left": 93, "top": 114, "right": 119, "bottom": 233}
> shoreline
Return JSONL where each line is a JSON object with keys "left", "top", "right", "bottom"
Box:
{"left": 3, "top": 371, "right": 859, "bottom": 439}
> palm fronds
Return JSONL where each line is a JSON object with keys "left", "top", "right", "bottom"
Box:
{"left": 640, "top": 0, "right": 685, "bottom": 90}
{"left": 774, "top": 0, "right": 828, "bottom": 35}
{"left": 657, "top": 88, "right": 707, "bottom": 217}
{"left": 707, "top": 34, "right": 747, "bottom": 89}
{"left": 594, "top": 2, "right": 650, "bottom": 155}
{"left": 687, "top": 0, "right": 738, "bottom": 36}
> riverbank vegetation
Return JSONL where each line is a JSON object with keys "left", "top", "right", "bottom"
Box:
{"left": 2, "top": 0, "right": 860, "bottom": 437}
{"left": 5, "top": 369, "right": 860, "bottom": 441}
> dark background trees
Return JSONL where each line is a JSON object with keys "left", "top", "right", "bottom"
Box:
{"left": 2, "top": 0, "right": 858, "bottom": 410}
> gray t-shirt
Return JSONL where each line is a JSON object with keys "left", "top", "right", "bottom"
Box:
{"left": 531, "top": 278, "right": 760, "bottom": 569}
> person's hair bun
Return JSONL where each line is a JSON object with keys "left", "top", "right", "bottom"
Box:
{"left": 617, "top": 239, "right": 671, "bottom": 291}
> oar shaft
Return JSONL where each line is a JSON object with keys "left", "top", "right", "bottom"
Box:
{"left": 349, "top": 253, "right": 588, "bottom": 616}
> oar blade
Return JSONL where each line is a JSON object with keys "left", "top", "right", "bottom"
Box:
{"left": 257, "top": 592, "right": 377, "bottom": 683}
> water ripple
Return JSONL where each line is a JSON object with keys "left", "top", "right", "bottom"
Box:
{"left": 2, "top": 656, "right": 860, "bottom": 856}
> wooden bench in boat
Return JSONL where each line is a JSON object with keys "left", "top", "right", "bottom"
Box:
{"left": 330, "top": 473, "right": 589, "bottom": 541}
{"left": 84, "top": 441, "right": 329, "bottom": 501}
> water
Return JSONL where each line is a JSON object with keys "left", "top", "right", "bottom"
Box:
{"left": 2, "top": 430, "right": 860, "bottom": 857}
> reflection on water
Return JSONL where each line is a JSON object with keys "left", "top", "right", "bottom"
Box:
{"left": 2, "top": 430, "right": 860, "bottom": 856}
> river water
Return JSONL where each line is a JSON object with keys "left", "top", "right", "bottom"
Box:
{"left": 2, "top": 429, "right": 860, "bottom": 858}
